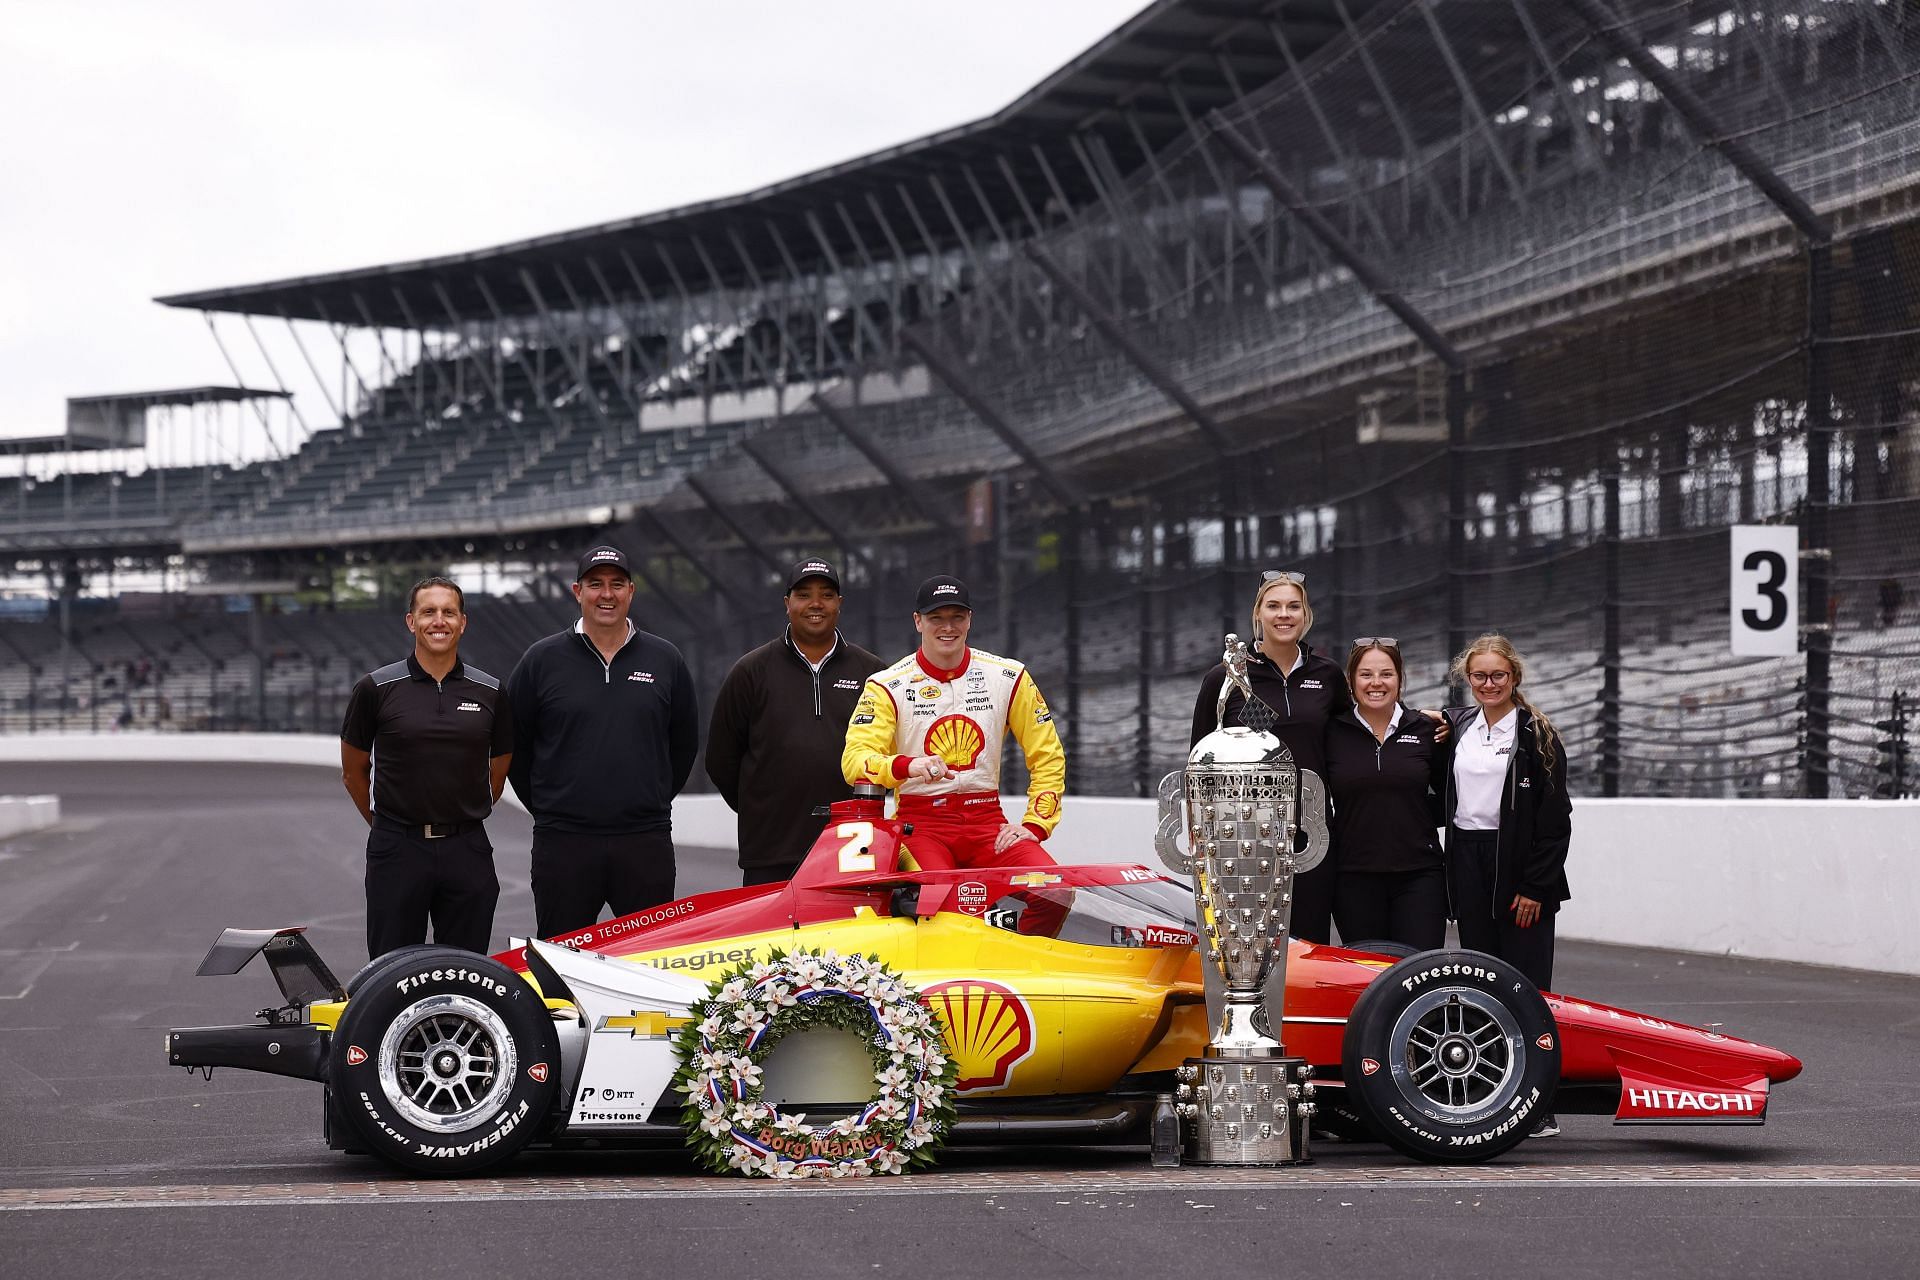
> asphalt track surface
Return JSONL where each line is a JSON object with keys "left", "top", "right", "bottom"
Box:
{"left": 1, "top": 761, "right": 1916, "bottom": 1279}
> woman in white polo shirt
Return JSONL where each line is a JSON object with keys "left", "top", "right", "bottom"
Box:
{"left": 1440, "top": 633, "right": 1573, "bottom": 1138}
{"left": 1440, "top": 634, "right": 1572, "bottom": 987}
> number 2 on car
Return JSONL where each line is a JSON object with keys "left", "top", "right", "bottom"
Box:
{"left": 836, "top": 821, "right": 877, "bottom": 873}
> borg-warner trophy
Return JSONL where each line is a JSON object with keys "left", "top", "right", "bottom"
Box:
{"left": 1153, "top": 634, "right": 1330, "bottom": 1165}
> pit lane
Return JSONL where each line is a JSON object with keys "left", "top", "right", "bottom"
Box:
{"left": 2, "top": 761, "right": 1916, "bottom": 1278}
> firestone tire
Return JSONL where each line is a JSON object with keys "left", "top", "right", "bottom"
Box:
{"left": 329, "top": 947, "right": 559, "bottom": 1176}
{"left": 1340, "top": 949, "right": 1559, "bottom": 1164}
{"left": 344, "top": 944, "right": 443, "bottom": 998}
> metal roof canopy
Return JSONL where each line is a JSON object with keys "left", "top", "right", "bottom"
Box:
{"left": 155, "top": 0, "right": 1365, "bottom": 328}
{"left": 49, "top": 385, "right": 292, "bottom": 452}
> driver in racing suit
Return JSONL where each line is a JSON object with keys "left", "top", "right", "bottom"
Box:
{"left": 841, "top": 575, "right": 1066, "bottom": 882}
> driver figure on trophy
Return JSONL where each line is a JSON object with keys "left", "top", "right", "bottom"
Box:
{"left": 1155, "top": 633, "right": 1330, "bottom": 1165}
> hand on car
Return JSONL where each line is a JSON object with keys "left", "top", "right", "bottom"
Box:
{"left": 994, "top": 823, "right": 1038, "bottom": 855}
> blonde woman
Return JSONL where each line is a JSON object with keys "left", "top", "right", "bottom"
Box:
{"left": 1189, "top": 571, "right": 1350, "bottom": 943}
{"left": 1439, "top": 634, "right": 1572, "bottom": 1137}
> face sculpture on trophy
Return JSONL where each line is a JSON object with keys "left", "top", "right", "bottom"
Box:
{"left": 1153, "top": 633, "right": 1329, "bottom": 1166}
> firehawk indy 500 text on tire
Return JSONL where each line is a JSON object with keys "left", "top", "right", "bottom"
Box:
{"left": 328, "top": 947, "right": 561, "bottom": 1176}
{"left": 1340, "top": 949, "right": 1560, "bottom": 1163}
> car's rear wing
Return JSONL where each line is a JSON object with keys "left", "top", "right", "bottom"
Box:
{"left": 195, "top": 926, "right": 346, "bottom": 1008}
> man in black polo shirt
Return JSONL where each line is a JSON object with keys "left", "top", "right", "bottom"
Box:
{"left": 706, "top": 558, "right": 882, "bottom": 885}
{"left": 506, "top": 544, "right": 700, "bottom": 938}
{"left": 340, "top": 575, "right": 512, "bottom": 959}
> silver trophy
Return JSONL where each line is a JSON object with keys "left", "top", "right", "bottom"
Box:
{"left": 1153, "top": 634, "right": 1329, "bottom": 1165}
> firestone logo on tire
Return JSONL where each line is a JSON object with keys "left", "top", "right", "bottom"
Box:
{"left": 1360, "top": 1058, "right": 1381, "bottom": 1076}
{"left": 345, "top": 1045, "right": 368, "bottom": 1066}
{"left": 527, "top": 1063, "right": 549, "bottom": 1083}
{"left": 1535, "top": 1033, "right": 1555, "bottom": 1051}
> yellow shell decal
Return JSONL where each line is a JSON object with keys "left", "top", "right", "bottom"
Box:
{"left": 925, "top": 714, "right": 986, "bottom": 769}
{"left": 923, "top": 979, "right": 1036, "bottom": 1093}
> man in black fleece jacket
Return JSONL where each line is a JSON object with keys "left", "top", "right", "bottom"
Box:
{"left": 706, "top": 559, "right": 882, "bottom": 885}
{"left": 506, "top": 545, "right": 699, "bottom": 938}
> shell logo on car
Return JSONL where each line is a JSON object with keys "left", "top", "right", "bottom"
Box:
{"left": 922, "top": 978, "right": 1035, "bottom": 1092}
{"left": 926, "top": 715, "right": 986, "bottom": 769}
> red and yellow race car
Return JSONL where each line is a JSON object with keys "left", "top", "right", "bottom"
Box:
{"left": 168, "top": 791, "right": 1801, "bottom": 1174}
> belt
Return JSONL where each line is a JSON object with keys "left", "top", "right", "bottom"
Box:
{"left": 375, "top": 815, "right": 480, "bottom": 840}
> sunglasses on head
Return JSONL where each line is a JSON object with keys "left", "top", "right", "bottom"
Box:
{"left": 1261, "top": 570, "right": 1305, "bottom": 584}
{"left": 1350, "top": 636, "right": 1399, "bottom": 651}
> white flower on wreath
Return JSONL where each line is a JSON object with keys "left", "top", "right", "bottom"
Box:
{"left": 869, "top": 1096, "right": 905, "bottom": 1122}
{"left": 875, "top": 1064, "right": 911, "bottom": 1093}
{"left": 773, "top": 1111, "right": 810, "bottom": 1136}
{"left": 787, "top": 954, "right": 829, "bottom": 986}
{"left": 905, "top": 1120, "right": 936, "bottom": 1148}
{"left": 829, "top": 1115, "right": 861, "bottom": 1137}
{"left": 730, "top": 1003, "right": 768, "bottom": 1034}
{"left": 871, "top": 1146, "right": 908, "bottom": 1174}
{"left": 727, "top": 1055, "right": 764, "bottom": 1088}
{"left": 762, "top": 980, "right": 798, "bottom": 1009}
{"left": 726, "top": 1145, "right": 755, "bottom": 1170}
{"left": 698, "top": 1109, "right": 734, "bottom": 1138}
{"left": 748, "top": 960, "right": 776, "bottom": 983}
{"left": 829, "top": 1159, "right": 868, "bottom": 1179}
{"left": 732, "top": 1100, "right": 770, "bottom": 1126}
{"left": 717, "top": 979, "right": 750, "bottom": 1004}
{"left": 695, "top": 1049, "right": 732, "bottom": 1074}
{"left": 913, "top": 1079, "right": 945, "bottom": 1106}
{"left": 698, "top": 1014, "right": 725, "bottom": 1039}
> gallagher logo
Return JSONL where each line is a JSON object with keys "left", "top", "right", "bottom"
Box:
{"left": 925, "top": 715, "right": 985, "bottom": 769}
{"left": 923, "top": 979, "right": 1036, "bottom": 1093}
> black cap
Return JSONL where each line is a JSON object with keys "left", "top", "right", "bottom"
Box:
{"left": 914, "top": 575, "right": 971, "bottom": 613}
{"left": 575, "top": 545, "right": 632, "bottom": 581}
{"left": 786, "top": 557, "right": 841, "bottom": 593}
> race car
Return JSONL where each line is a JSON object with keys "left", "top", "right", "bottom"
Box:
{"left": 167, "top": 788, "right": 1801, "bottom": 1174}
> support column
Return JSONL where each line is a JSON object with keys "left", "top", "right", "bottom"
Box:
{"left": 1601, "top": 459, "right": 1622, "bottom": 797}
{"left": 1806, "top": 244, "right": 1834, "bottom": 798}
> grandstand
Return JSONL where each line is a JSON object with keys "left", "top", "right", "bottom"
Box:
{"left": 4, "top": 0, "right": 1917, "bottom": 801}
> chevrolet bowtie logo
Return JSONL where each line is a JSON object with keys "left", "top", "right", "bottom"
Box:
{"left": 1008, "top": 872, "right": 1062, "bottom": 888}
{"left": 594, "top": 1011, "right": 692, "bottom": 1038}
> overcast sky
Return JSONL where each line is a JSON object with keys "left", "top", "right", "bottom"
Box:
{"left": 0, "top": 0, "right": 1147, "bottom": 441}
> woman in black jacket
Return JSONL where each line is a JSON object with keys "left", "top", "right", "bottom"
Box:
{"left": 1325, "top": 639, "right": 1447, "bottom": 952}
{"left": 1439, "top": 633, "right": 1572, "bottom": 1137}
{"left": 1189, "top": 571, "right": 1350, "bottom": 943}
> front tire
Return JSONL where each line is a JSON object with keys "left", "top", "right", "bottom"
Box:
{"left": 1340, "top": 949, "right": 1558, "bottom": 1163}
{"left": 329, "top": 947, "right": 559, "bottom": 1176}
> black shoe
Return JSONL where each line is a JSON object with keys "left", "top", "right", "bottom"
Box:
{"left": 1529, "top": 1113, "right": 1560, "bottom": 1138}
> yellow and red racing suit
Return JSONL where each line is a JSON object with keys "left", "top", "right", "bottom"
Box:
{"left": 841, "top": 646, "right": 1066, "bottom": 873}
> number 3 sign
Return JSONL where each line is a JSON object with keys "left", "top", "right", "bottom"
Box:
{"left": 1730, "top": 525, "right": 1799, "bottom": 656}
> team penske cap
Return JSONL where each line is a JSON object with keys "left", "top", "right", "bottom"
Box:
{"left": 575, "top": 545, "right": 633, "bottom": 581}
{"left": 786, "top": 557, "right": 841, "bottom": 593}
{"left": 914, "top": 575, "right": 971, "bottom": 613}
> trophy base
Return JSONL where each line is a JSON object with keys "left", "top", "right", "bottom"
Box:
{"left": 1173, "top": 1055, "right": 1315, "bottom": 1166}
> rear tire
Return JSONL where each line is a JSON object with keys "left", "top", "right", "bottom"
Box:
{"left": 329, "top": 947, "right": 558, "bottom": 1176}
{"left": 1340, "top": 949, "right": 1558, "bottom": 1164}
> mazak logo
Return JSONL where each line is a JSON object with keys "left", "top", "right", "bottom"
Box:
{"left": 628, "top": 670, "right": 655, "bottom": 683}
{"left": 923, "top": 979, "right": 1036, "bottom": 1093}
{"left": 456, "top": 701, "right": 484, "bottom": 712}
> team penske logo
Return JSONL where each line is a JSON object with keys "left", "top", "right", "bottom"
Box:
{"left": 923, "top": 979, "right": 1036, "bottom": 1092}
{"left": 926, "top": 714, "right": 986, "bottom": 769}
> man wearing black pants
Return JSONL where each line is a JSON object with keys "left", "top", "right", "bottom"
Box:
{"left": 506, "top": 545, "right": 700, "bottom": 939}
{"left": 341, "top": 575, "right": 513, "bottom": 959}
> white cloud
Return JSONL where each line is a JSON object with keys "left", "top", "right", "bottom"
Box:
{"left": 0, "top": 0, "right": 1145, "bottom": 437}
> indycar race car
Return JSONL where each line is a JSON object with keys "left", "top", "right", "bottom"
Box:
{"left": 167, "top": 789, "right": 1801, "bottom": 1174}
